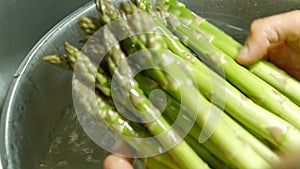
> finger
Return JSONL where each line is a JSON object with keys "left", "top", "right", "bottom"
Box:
{"left": 272, "top": 150, "right": 300, "bottom": 169}
{"left": 267, "top": 41, "right": 300, "bottom": 80}
{"left": 103, "top": 154, "right": 134, "bottom": 169}
{"left": 237, "top": 10, "right": 300, "bottom": 65}
{"left": 284, "top": 69, "right": 300, "bottom": 81}
{"left": 103, "top": 140, "right": 134, "bottom": 169}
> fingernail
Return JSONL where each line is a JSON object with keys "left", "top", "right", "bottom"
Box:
{"left": 236, "top": 46, "right": 249, "bottom": 63}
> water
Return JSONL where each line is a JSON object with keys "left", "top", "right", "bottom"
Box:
{"left": 39, "top": 107, "right": 109, "bottom": 169}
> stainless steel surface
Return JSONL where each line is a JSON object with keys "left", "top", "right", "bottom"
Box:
{"left": 1, "top": 0, "right": 300, "bottom": 169}
{"left": 0, "top": 0, "right": 91, "bottom": 111}
{"left": 0, "top": 2, "right": 98, "bottom": 169}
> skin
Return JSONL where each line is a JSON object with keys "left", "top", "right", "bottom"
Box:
{"left": 103, "top": 155, "right": 134, "bottom": 169}
{"left": 103, "top": 142, "right": 134, "bottom": 169}
{"left": 104, "top": 10, "right": 300, "bottom": 169}
{"left": 236, "top": 10, "right": 300, "bottom": 80}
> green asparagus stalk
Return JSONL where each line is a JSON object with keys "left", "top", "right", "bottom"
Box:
{"left": 119, "top": 4, "right": 300, "bottom": 153}
{"left": 43, "top": 42, "right": 111, "bottom": 97}
{"left": 135, "top": 72, "right": 280, "bottom": 165}
{"left": 109, "top": 37, "right": 209, "bottom": 169}
{"left": 130, "top": 0, "right": 153, "bottom": 12}
{"left": 143, "top": 157, "right": 171, "bottom": 169}
{"left": 95, "top": 1, "right": 210, "bottom": 168}
{"left": 123, "top": 2, "right": 280, "bottom": 162}
{"left": 44, "top": 1, "right": 300, "bottom": 168}
{"left": 152, "top": 54, "right": 270, "bottom": 169}
{"left": 78, "top": 16, "right": 103, "bottom": 35}
{"left": 184, "top": 136, "right": 232, "bottom": 169}
{"left": 44, "top": 37, "right": 184, "bottom": 169}
{"left": 73, "top": 78, "right": 183, "bottom": 169}
{"left": 166, "top": 15, "right": 300, "bottom": 130}
{"left": 45, "top": 43, "right": 182, "bottom": 169}
{"left": 119, "top": 3, "right": 273, "bottom": 169}
{"left": 105, "top": 36, "right": 209, "bottom": 169}
{"left": 150, "top": 15, "right": 280, "bottom": 163}
{"left": 162, "top": 18, "right": 300, "bottom": 151}
{"left": 135, "top": 74, "right": 237, "bottom": 168}
{"left": 156, "top": 0, "right": 300, "bottom": 106}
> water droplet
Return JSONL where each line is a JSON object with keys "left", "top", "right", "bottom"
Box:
{"left": 40, "top": 163, "right": 47, "bottom": 168}
{"left": 56, "top": 161, "right": 68, "bottom": 167}
{"left": 82, "top": 147, "right": 94, "bottom": 154}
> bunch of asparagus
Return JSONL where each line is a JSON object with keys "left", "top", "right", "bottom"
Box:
{"left": 44, "top": 0, "right": 300, "bottom": 168}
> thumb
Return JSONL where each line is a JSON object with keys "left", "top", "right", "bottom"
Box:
{"left": 103, "top": 141, "right": 134, "bottom": 169}
{"left": 236, "top": 10, "right": 300, "bottom": 65}
{"left": 236, "top": 18, "right": 271, "bottom": 65}
{"left": 103, "top": 154, "right": 134, "bottom": 169}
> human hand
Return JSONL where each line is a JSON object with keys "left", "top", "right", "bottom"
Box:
{"left": 103, "top": 141, "right": 134, "bottom": 169}
{"left": 236, "top": 10, "right": 300, "bottom": 80}
{"left": 103, "top": 154, "right": 133, "bottom": 169}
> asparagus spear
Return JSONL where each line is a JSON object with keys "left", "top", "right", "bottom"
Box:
{"left": 73, "top": 78, "right": 182, "bottom": 169}
{"left": 94, "top": 1, "right": 210, "bottom": 168}
{"left": 135, "top": 74, "right": 238, "bottom": 168}
{"left": 165, "top": 14, "right": 300, "bottom": 130}
{"left": 105, "top": 33, "right": 209, "bottom": 169}
{"left": 185, "top": 136, "right": 232, "bottom": 169}
{"left": 78, "top": 16, "right": 103, "bottom": 35}
{"left": 143, "top": 157, "right": 171, "bottom": 169}
{"left": 86, "top": 0, "right": 284, "bottom": 161}
{"left": 45, "top": 41, "right": 268, "bottom": 169}
{"left": 44, "top": 0, "right": 296, "bottom": 168}
{"left": 156, "top": 0, "right": 300, "bottom": 106}
{"left": 43, "top": 42, "right": 111, "bottom": 97}
{"left": 146, "top": 14, "right": 280, "bottom": 163}
{"left": 119, "top": 3, "right": 273, "bottom": 169}
{"left": 135, "top": 71, "right": 280, "bottom": 165}
{"left": 123, "top": 1, "right": 282, "bottom": 161}
{"left": 119, "top": 3, "right": 300, "bottom": 153}
{"left": 45, "top": 43, "right": 182, "bottom": 168}
{"left": 130, "top": 0, "right": 153, "bottom": 12}
{"left": 144, "top": 50, "right": 270, "bottom": 168}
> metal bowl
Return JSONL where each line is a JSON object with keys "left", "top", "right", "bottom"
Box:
{"left": 1, "top": 1, "right": 300, "bottom": 169}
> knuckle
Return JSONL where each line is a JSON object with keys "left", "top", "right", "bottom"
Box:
{"left": 290, "top": 9, "right": 300, "bottom": 15}
{"left": 250, "top": 19, "right": 265, "bottom": 32}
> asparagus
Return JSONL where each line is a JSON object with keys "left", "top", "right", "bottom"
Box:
{"left": 157, "top": 0, "right": 300, "bottom": 106}
{"left": 119, "top": 4, "right": 300, "bottom": 153}
{"left": 135, "top": 72, "right": 280, "bottom": 165}
{"left": 73, "top": 78, "right": 183, "bottom": 169}
{"left": 143, "top": 157, "right": 171, "bottom": 169}
{"left": 130, "top": 0, "right": 153, "bottom": 12}
{"left": 94, "top": 1, "right": 211, "bottom": 168}
{"left": 106, "top": 35, "right": 209, "bottom": 169}
{"left": 119, "top": 3, "right": 273, "bottom": 169}
{"left": 135, "top": 74, "right": 237, "bottom": 168}
{"left": 125, "top": 1, "right": 280, "bottom": 162}
{"left": 45, "top": 43, "right": 183, "bottom": 168}
{"left": 165, "top": 15, "right": 300, "bottom": 130}
{"left": 149, "top": 15, "right": 280, "bottom": 164}
{"left": 43, "top": 34, "right": 188, "bottom": 169}
{"left": 78, "top": 16, "right": 103, "bottom": 35}
{"left": 148, "top": 51, "right": 270, "bottom": 168}
{"left": 184, "top": 136, "right": 231, "bottom": 169}
{"left": 163, "top": 19, "right": 300, "bottom": 151}
{"left": 43, "top": 42, "right": 111, "bottom": 97}
{"left": 44, "top": 0, "right": 300, "bottom": 168}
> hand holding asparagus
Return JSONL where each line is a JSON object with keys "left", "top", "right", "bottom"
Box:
{"left": 43, "top": 0, "right": 300, "bottom": 168}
